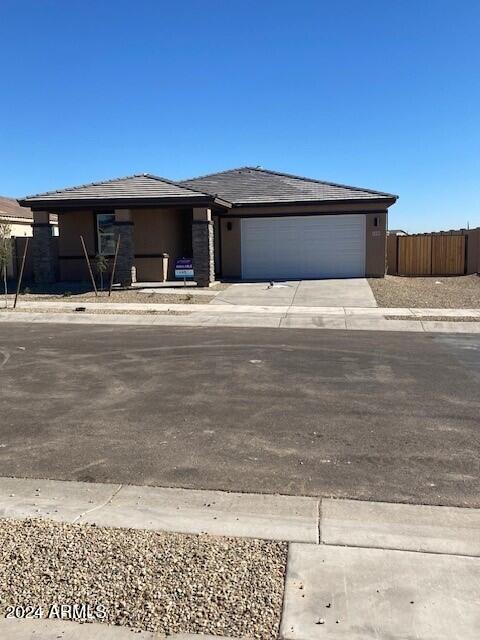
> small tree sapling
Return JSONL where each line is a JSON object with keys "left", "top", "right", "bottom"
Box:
{"left": 0, "top": 223, "right": 12, "bottom": 308}
{"left": 94, "top": 253, "right": 109, "bottom": 292}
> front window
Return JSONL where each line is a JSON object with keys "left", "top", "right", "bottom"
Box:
{"left": 96, "top": 213, "right": 116, "bottom": 255}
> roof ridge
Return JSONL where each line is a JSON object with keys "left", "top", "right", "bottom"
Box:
{"left": 243, "top": 167, "right": 398, "bottom": 198}
{"left": 180, "top": 166, "right": 253, "bottom": 183}
{"left": 143, "top": 173, "right": 211, "bottom": 197}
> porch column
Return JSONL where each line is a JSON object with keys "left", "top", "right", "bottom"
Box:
{"left": 192, "top": 207, "right": 215, "bottom": 287}
{"left": 32, "top": 211, "right": 57, "bottom": 284}
{"left": 114, "top": 209, "right": 135, "bottom": 286}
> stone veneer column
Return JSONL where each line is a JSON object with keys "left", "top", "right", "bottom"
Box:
{"left": 32, "top": 211, "right": 57, "bottom": 284}
{"left": 192, "top": 207, "right": 215, "bottom": 287}
{"left": 114, "top": 209, "right": 135, "bottom": 287}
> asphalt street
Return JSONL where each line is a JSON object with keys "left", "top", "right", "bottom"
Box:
{"left": 0, "top": 324, "right": 479, "bottom": 506}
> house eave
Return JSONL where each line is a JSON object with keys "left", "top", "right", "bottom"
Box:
{"left": 18, "top": 195, "right": 232, "bottom": 211}
{"left": 230, "top": 196, "right": 398, "bottom": 209}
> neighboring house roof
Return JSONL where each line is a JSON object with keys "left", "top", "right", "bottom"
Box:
{"left": 0, "top": 196, "right": 58, "bottom": 224}
{"left": 0, "top": 196, "right": 32, "bottom": 221}
{"left": 181, "top": 166, "right": 398, "bottom": 206}
{"left": 19, "top": 174, "right": 230, "bottom": 209}
{"left": 388, "top": 229, "right": 408, "bottom": 235}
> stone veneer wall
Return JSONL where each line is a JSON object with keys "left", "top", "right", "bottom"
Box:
{"left": 192, "top": 220, "right": 215, "bottom": 287}
{"left": 32, "top": 223, "right": 57, "bottom": 284}
{"left": 114, "top": 222, "right": 135, "bottom": 286}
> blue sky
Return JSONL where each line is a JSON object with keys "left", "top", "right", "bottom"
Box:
{"left": 1, "top": 0, "right": 479, "bottom": 232}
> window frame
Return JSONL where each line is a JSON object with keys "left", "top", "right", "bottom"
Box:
{"left": 95, "top": 212, "right": 116, "bottom": 256}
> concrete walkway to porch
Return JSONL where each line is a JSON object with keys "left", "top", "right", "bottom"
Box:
{"left": 211, "top": 278, "right": 378, "bottom": 308}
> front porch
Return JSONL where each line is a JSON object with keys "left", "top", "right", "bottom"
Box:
{"left": 30, "top": 205, "right": 220, "bottom": 288}
{"left": 19, "top": 173, "right": 231, "bottom": 289}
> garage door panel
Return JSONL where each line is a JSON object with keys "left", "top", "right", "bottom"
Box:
{"left": 241, "top": 215, "right": 365, "bottom": 280}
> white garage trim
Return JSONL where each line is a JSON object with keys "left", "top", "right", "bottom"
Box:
{"left": 240, "top": 214, "right": 366, "bottom": 280}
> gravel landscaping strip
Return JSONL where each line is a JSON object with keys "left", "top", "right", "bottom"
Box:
{"left": 4, "top": 308, "right": 191, "bottom": 316}
{"left": 8, "top": 291, "right": 214, "bottom": 305}
{"left": 368, "top": 275, "right": 480, "bottom": 308}
{"left": 386, "top": 315, "right": 480, "bottom": 322}
{"left": 0, "top": 518, "right": 287, "bottom": 639}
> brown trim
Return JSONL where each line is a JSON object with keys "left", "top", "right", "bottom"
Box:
{"left": 216, "top": 209, "right": 388, "bottom": 219}
{"left": 231, "top": 197, "right": 397, "bottom": 208}
{"left": 60, "top": 253, "right": 167, "bottom": 260}
{"left": 134, "top": 254, "right": 167, "bottom": 259}
{"left": 21, "top": 195, "right": 231, "bottom": 210}
{"left": 192, "top": 219, "right": 213, "bottom": 225}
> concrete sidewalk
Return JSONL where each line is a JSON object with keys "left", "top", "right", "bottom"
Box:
{"left": 11, "top": 299, "right": 480, "bottom": 316}
{"left": 0, "top": 618, "right": 236, "bottom": 639}
{"left": 1, "top": 304, "right": 480, "bottom": 333}
{"left": 1, "top": 476, "right": 479, "bottom": 639}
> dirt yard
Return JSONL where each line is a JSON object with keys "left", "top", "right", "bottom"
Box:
{"left": 368, "top": 275, "right": 480, "bottom": 308}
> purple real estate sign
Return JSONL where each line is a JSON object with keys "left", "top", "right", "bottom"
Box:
{"left": 175, "top": 258, "right": 194, "bottom": 279}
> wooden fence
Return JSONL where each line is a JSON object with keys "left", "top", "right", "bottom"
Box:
{"left": 388, "top": 229, "right": 480, "bottom": 276}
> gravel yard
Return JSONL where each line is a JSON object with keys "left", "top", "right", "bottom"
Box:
{"left": 387, "top": 315, "right": 479, "bottom": 322}
{"left": 368, "top": 274, "right": 480, "bottom": 308}
{"left": 10, "top": 290, "right": 214, "bottom": 305}
{"left": 0, "top": 519, "right": 287, "bottom": 639}
{"left": 3, "top": 308, "right": 191, "bottom": 316}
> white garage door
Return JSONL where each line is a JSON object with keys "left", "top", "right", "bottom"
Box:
{"left": 241, "top": 214, "right": 366, "bottom": 280}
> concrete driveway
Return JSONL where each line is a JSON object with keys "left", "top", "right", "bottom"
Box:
{"left": 213, "top": 278, "right": 377, "bottom": 307}
{"left": 1, "top": 324, "right": 479, "bottom": 507}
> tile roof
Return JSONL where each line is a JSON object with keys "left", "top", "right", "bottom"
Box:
{"left": 20, "top": 174, "right": 214, "bottom": 206}
{"left": 181, "top": 167, "right": 397, "bottom": 205}
{"left": 0, "top": 196, "right": 33, "bottom": 220}
{"left": 19, "top": 167, "right": 397, "bottom": 209}
{"left": 0, "top": 196, "right": 58, "bottom": 223}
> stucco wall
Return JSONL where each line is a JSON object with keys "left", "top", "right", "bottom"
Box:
{"left": 220, "top": 217, "right": 241, "bottom": 278}
{"left": 466, "top": 228, "right": 480, "bottom": 274}
{"left": 56, "top": 208, "right": 191, "bottom": 282}
{"left": 218, "top": 206, "right": 388, "bottom": 279}
{"left": 58, "top": 211, "right": 96, "bottom": 281}
{"left": 4, "top": 221, "right": 33, "bottom": 237}
{"left": 365, "top": 212, "right": 387, "bottom": 277}
{"left": 133, "top": 208, "right": 190, "bottom": 281}
{"left": 59, "top": 211, "right": 95, "bottom": 255}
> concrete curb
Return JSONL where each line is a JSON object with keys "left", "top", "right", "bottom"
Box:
{"left": 321, "top": 498, "right": 480, "bottom": 556}
{"left": 0, "top": 476, "right": 319, "bottom": 543}
{"left": 1, "top": 309, "right": 480, "bottom": 333}
{"left": 1, "top": 477, "right": 480, "bottom": 555}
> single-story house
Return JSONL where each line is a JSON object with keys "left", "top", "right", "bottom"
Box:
{"left": 18, "top": 167, "right": 397, "bottom": 286}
